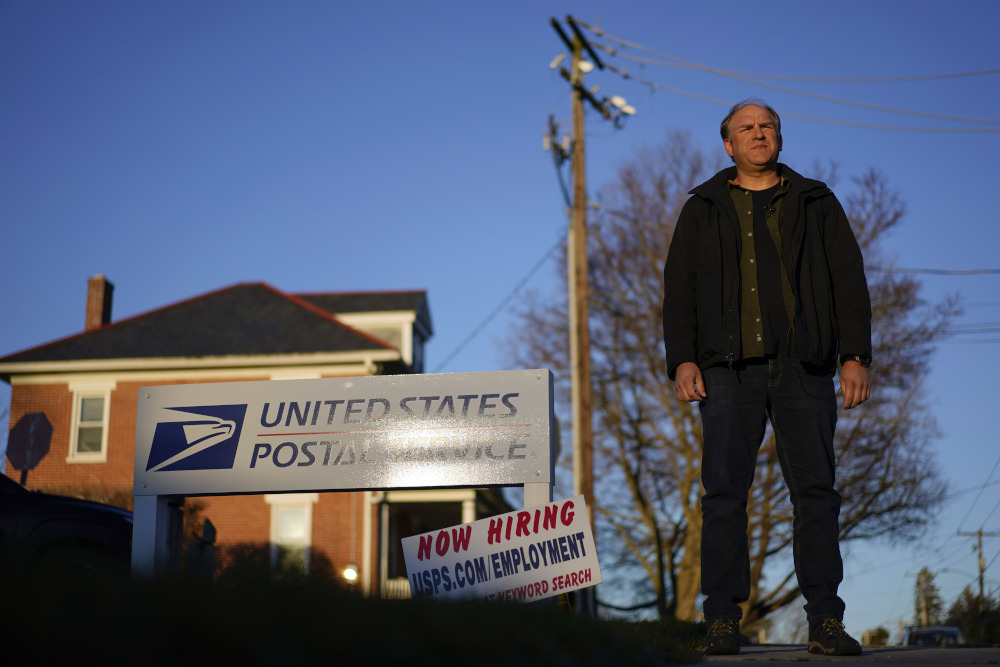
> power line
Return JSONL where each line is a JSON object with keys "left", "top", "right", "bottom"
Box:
{"left": 945, "top": 478, "right": 1000, "bottom": 503}
{"left": 946, "top": 322, "right": 1000, "bottom": 329}
{"left": 593, "top": 61, "right": 1000, "bottom": 135}
{"left": 887, "top": 569, "right": 910, "bottom": 622}
{"left": 946, "top": 327, "right": 1000, "bottom": 336}
{"left": 870, "top": 266, "right": 1000, "bottom": 275}
{"left": 577, "top": 19, "right": 1000, "bottom": 84}
{"left": 957, "top": 454, "right": 1000, "bottom": 532}
{"left": 928, "top": 539, "right": 980, "bottom": 574}
{"left": 981, "top": 495, "right": 1000, "bottom": 529}
{"left": 765, "top": 111, "right": 1000, "bottom": 134}
{"left": 768, "top": 112, "right": 1000, "bottom": 134}
{"left": 432, "top": 239, "right": 561, "bottom": 373}
{"left": 571, "top": 19, "right": 1000, "bottom": 134}
{"left": 592, "top": 42, "right": 1000, "bottom": 127}
{"left": 986, "top": 545, "right": 1000, "bottom": 572}
{"left": 722, "top": 74, "right": 1000, "bottom": 126}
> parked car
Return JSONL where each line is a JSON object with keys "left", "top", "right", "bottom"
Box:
{"left": 900, "top": 626, "right": 969, "bottom": 647}
{"left": 0, "top": 474, "right": 133, "bottom": 583}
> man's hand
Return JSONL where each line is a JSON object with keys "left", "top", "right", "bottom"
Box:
{"left": 839, "top": 361, "right": 871, "bottom": 409}
{"left": 675, "top": 361, "right": 707, "bottom": 402}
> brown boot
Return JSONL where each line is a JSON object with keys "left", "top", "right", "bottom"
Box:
{"left": 703, "top": 618, "right": 740, "bottom": 655}
{"left": 808, "top": 617, "right": 862, "bottom": 656}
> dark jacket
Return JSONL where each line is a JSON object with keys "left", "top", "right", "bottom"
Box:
{"left": 662, "top": 164, "right": 872, "bottom": 379}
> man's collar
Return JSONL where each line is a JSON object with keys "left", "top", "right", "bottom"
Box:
{"left": 727, "top": 172, "right": 787, "bottom": 192}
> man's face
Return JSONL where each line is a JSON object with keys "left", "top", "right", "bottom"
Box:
{"left": 723, "top": 104, "right": 781, "bottom": 172}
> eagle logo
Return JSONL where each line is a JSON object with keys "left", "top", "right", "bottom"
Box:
{"left": 145, "top": 405, "right": 246, "bottom": 472}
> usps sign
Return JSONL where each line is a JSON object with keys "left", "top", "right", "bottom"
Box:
{"left": 402, "top": 495, "right": 601, "bottom": 603}
{"left": 134, "top": 370, "right": 554, "bottom": 496}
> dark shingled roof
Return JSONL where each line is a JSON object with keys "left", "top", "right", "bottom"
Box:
{"left": 296, "top": 290, "right": 432, "bottom": 335}
{"left": 0, "top": 283, "right": 398, "bottom": 364}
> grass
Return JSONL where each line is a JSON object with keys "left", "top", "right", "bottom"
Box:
{"left": 0, "top": 574, "right": 704, "bottom": 665}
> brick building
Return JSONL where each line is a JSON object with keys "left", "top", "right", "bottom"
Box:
{"left": 0, "top": 275, "right": 510, "bottom": 593}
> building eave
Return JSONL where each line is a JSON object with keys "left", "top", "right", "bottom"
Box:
{"left": 0, "top": 349, "right": 403, "bottom": 383}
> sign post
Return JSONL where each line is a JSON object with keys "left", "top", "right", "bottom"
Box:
{"left": 7, "top": 412, "right": 53, "bottom": 485}
{"left": 133, "top": 369, "right": 555, "bottom": 579}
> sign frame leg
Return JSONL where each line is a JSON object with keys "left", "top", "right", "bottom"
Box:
{"left": 132, "top": 494, "right": 173, "bottom": 579}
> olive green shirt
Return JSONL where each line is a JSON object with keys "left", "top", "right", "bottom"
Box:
{"left": 728, "top": 176, "right": 795, "bottom": 358}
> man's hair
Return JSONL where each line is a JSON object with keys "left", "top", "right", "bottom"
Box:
{"left": 719, "top": 99, "right": 782, "bottom": 142}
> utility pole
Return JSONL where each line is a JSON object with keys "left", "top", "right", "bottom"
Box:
{"left": 546, "top": 15, "right": 635, "bottom": 528}
{"left": 545, "top": 15, "right": 635, "bottom": 618}
{"left": 916, "top": 569, "right": 931, "bottom": 626}
{"left": 958, "top": 528, "right": 1000, "bottom": 635}
{"left": 567, "top": 19, "right": 594, "bottom": 534}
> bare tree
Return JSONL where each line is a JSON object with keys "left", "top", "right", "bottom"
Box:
{"left": 507, "top": 131, "right": 955, "bottom": 626}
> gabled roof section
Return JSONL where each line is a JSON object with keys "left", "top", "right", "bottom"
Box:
{"left": 296, "top": 290, "right": 433, "bottom": 337}
{"left": 0, "top": 283, "right": 396, "bottom": 364}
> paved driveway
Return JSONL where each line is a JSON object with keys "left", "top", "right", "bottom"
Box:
{"left": 704, "top": 645, "right": 1000, "bottom": 665}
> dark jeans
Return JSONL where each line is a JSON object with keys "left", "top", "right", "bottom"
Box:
{"left": 699, "top": 356, "right": 845, "bottom": 621}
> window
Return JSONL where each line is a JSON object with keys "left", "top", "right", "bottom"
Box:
{"left": 274, "top": 506, "right": 308, "bottom": 574}
{"left": 68, "top": 383, "right": 114, "bottom": 462}
{"left": 266, "top": 494, "right": 317, "bottom": 577}
{"left": 76, "top": 397, "right": 104, "bottom": 453}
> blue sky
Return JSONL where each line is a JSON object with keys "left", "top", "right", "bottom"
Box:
{"left": 2, "top": 0, "right": 999, "bottom": 639}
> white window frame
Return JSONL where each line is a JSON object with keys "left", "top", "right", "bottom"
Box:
{"left": 67, "top": 381, "right": 115, "bottom": 463}
{"left": 265, "top": 493, "right": 318, "bottom": 574}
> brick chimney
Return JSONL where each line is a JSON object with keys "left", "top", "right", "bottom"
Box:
{"left": 85, "top": 274, "right": 114, "bottom": 332}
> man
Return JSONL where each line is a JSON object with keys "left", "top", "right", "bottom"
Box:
{"left": 662, "top": 100, "right": 871, "bottom": 656}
